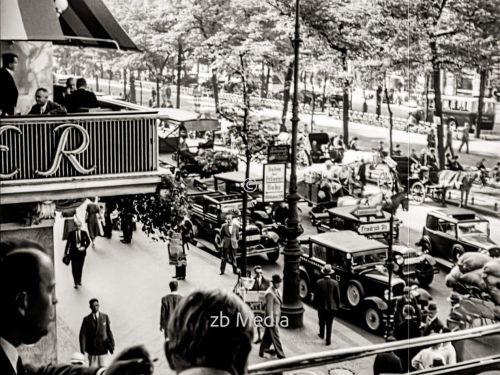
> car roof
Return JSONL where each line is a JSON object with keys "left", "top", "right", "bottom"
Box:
{"left": 429, "top": 208, "right": 483, "bottom": 222}
{"left": 310, "top": 231, "right": 387, "bottom": 253}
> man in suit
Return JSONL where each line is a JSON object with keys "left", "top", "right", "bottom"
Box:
{"left": 259, "top": 274, "right": 285, "bottom": 359}
{"left": 79, "top": 299, "right": 115, "bottom": 367}
{"left": 64, "top": 222, "right": 91, "bottom": 289}
{"left": 0, "top": 239, "right": 152, "bottom": 375}
{"left": 250, "top": 266, "right": 270, "bottom": 344}
{"left": 67, "top": 78, "right": 99, "bottom": 113}
{"left": 422, "top": 302, "right": 444, "bottom": 336}
{"left": 28, "top": 88, "right": 67, "bottom": 115}
{"left": 314, "top": 264, "right": 341, "bottom": 346}
{"left": 0, "top": 53, "right": 19, "bottom": 116}
{"left": 373, "top": 336, "right": 403, "bottom": 375}
{"left": 160, "top": 281, "right": 182, "bottom": 339}
{"left": 219, "top": 215, "right": 240, "bottom": 275}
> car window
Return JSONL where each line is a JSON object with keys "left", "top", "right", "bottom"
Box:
{"left": 426, "top": 215, "right": 438, "bottom": 230}
{"left": 352, "top": 250, "right": 387, "bottom": 266}
{"left": 437, "top": 219, "right": 456, "bottom": 236}
{"left": 311, "top": 243, "right": 327, "bottom": 262}
{"left": 207, "top": 204, "right": 218, "bottom": 216}
{"left": 328, "top": 249, "right": 348, "bottom": 269}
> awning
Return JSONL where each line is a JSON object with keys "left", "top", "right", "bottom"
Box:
{"left": 56, "top": 0, "right": 138, "bottom": 51}
{"left": 0, "top": 0, "right": 65, "bottom": 41}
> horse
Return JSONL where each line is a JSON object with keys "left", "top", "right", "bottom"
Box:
{"left": 337, "top": 190, "right": 408, "bottom": 215}
{"left": 438, "top": 170, "right": 481, "bottom": 207}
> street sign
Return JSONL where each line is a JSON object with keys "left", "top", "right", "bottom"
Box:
{"left": 358, "top": 222, "right": 390, "bottom": 235}
{"left": 263, "top": 163, "right": 287, "bottom": 202}
{"left": 268, "top": 145, "right": 290, "bottom": 163}
{"left": 193, "top": 88, "right": 202, "bottom": 97}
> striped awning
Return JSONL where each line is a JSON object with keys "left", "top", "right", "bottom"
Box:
{"left": 56, "top": 0, "right": 138, "bottom": 51}
{"left": 0, "top": 0, "right": 65, "bottom": 41}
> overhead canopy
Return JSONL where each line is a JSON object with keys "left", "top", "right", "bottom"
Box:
{"left": 56, "top": 0, "right": 138, "bottom": 51}
{"left": 0, "top": 0, "right": 64, "bottom": 41}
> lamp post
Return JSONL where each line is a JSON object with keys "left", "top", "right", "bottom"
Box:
{"left": 281, "top": 0, "right": 304, "bottom": 329}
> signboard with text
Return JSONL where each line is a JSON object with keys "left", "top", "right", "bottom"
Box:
{"left": 358, "top": 222, "right": 390, "bottom": 235}
{"left": 263, "top": 163, "right": 286, "bottom": 202}
{"left": 268, "top": 145, "right": 290, "bottom": 163}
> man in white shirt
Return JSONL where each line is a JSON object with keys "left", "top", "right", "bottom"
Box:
{"left": 0, "top": 239, "right": 151, "bottom": 375}
{"left": 411, "top": 342, "right": 446, "bottom": 370}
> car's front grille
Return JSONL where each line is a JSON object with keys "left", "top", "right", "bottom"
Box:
{"left": 392, "top": 282, "right": 405, "bottom": 297}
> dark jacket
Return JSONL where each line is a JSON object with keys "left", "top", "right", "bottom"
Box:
{"left": 251, "top": 276, "right": 270, "bottom": 291}
{"left": 373, "top": 351, "right": 403, "bottom": 375}
{"left": 28, "top": 101, "right": 67, "bottom": 115}
{"left": 422, "top": 316, "right": 445, "bottom": 336}
{"left": 79, "top": 313, "right": 115, "bottom": 356}
{"left": 67, "top": 89, "right": 99, "bottom": 113}
{"left": 160, "top": 293, "right": 182, "bottom": 331}
{"left": 0, "top": 67, "right": 18, "bottom": 115}
{"left": 0, "top": 345, "right": 99, "bottom": 375}
{"left": 64, "top": 230, "right": 91, "bottom": 259}
{"left": 314, "top": 276, "right": 341, "bottom": 312}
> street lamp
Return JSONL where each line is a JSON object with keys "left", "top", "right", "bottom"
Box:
{"left": 281, "top": 0, "right": 304, "bottom": 329}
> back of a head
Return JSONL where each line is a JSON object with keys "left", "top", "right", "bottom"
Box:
{"left": 169, "top": 280, "right": 178, "bottom": 292}
{"left": 76, "top": 78, "right": 87, "bottom": 89}
{"left": 2, "top": 52, "right": 17, "bottom": 67}
{"left": 166, "top": 289, "right": 253, "bottom": 375}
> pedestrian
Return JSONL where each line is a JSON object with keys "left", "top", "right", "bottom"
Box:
{"left": 373, "top": 336, "right": 403, "bottom": 375}
{"left": 79, "top": 298, "right": 115, "bottom": 367}
{"left": 422, "top": 302, "right": 444, "bottom": 336}
{"left": 377, "top": 141, "right": 385, "bottom": 158}
{"left": 86, "top": 197, "right": 102, "bottom": 248}
{"left": 259, "top": 274, "right": 286, "bottom": 359}
{"left": 168, "top": 227, "right": 186, "bottom": 280}
{"left": 394, "top": 305, "right": 422, "bottom": 373}
{"left": 165, "top": 289, "right": 253, "bottom": 375}
{"left": 0, "top": 52, "right": 19, "bottom": 116}
{"left": 444, "top": 124, "right": 454, "bottom": 157}
{"left": 357, "top": 160, "right": 366, "bottom": 191}
{"left": 64, "top": 221, "right": 91, "bottom": 289}
{"left": 427, "top": 129, "right": 436, "bottom": 149}
{"left": 251, "top": 266, "right": 270, "bottom": 344}
{"left": 0, "top": 240, "right": 150, "bottom": 375}
{"left": 458, "top": 123, "right": 470, "bottom": 153}
{"left": 445, "top": 153, "right": 453, "bottom": 170}
{"left": 494, "top": 162, "right": 500, "bottom": 182}
{"left": 394, "top": 287, "right": 422, "bottom": 327}
{"left": 61, "top": 208, "right": 78, "bottom": 241}
{"left": 103, "top": 201, "right": 115, "bottom": 239}
{"left": 451, "top": 155, "right": 464, "bottom": 171}
{"left": 438, "top": 328, "right": 457, "bottom": 365}
{"left": 411, "top": 341, "right": 446, "bottom": 370}
{"left": 392, "top": 144, "right": 402, "bottom": 156}
{"left": 477, "top": 158, "right": 488, "bottom": 186}
{"left": 120, "top": 207, "right": 134, "bottom": 244}
{"left": 349, "top": 137, "right": 358, "bottom": 150}
{"left": 160, "top": 281, "right": 182, "bottom": 339}
{"left": 314, "top": 264, "right": 340, "bottom": 346}
{"left": 220, "top": 214, "right": 239, "bottom": 275}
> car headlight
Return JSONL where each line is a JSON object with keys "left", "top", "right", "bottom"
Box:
{"left": 384, "top": 289, "right": 390, "bottom": 300}
{"left": 395, "top": 255, "right": 404, "bottom": 265}
{"left": 265, "top": 206, "right": 273, "bottom": 215}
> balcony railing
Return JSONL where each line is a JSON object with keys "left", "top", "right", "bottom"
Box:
{"left": 0, "top": 113, "right": 158, "bottom": 182}
{"left": 248, "top": 324, "right": 500, "bottom": 375}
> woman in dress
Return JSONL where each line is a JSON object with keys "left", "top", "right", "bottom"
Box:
{"left": 85, "top": 197, "right": 102, "bottom": 248}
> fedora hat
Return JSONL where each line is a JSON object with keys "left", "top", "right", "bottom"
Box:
{"left": 321, "top": 264, "right": 334, "bottom": 275}
{"left": 272, "top": 274, "right": 282, "bottom": 283}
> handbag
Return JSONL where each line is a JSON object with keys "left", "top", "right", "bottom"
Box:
{"left": 62, "top": 254, "right": 71, "bottom": 265}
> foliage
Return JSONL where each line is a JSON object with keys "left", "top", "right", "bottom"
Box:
{"left": 195, "top": 149, "right": 239, "bottom": 175}
{"left": 131, "top": 174, "right": 189, "bottom": 242}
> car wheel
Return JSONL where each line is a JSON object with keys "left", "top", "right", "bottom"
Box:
{"left": 452, "top": 245, "right": 465, "bottom": 263}
{"left": 378, "top": 171, "right": 393, "bottom": 193}
{"left": 364, "top": 305, "right": 383, "bottom": 333}
{"left": 214, "top": 232, "right": 222, "bottom": 253}
{"left": 267, "top": 251, "right": 279, "bottom": 263}
{"left": 410, "top": 182, "right": 426, "bottom": 205}
{"left": 346, "top": 281, "right": 364, "bottom": 308}
{"left": 299, "top": 274, "right": 311, "bottom": 302}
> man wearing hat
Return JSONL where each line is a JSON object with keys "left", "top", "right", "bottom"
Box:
{"left": 259, "top": 274, "right": 285, "bottom": 359}
{"left": 250, "top": 266, "right": 269, "bottom": 344}
{"left": 314, "top": 264, "right": 340, "bottom": 346}
{"left": 422, "top": 302, "right": 444, "bottom": 336}
{"left": 394, "top": 286, "right": 421, "bottom": 327}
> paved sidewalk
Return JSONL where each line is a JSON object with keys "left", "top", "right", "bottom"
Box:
{"left": 53, "top": 201, "right": 379, "bottom": 375}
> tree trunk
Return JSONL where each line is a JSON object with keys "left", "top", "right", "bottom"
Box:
{"left": 281, "top": 61, "right": 294, "bottom": 132}
{"left": 176, "top": 42, "right": 182, "bottom": 109}
{"left": 311, "top": 73, "right": 315, "bottom": 131}
{"left": 156, "top": 75, "right": 161, "bottom": 107}
{"left": 430, "top": 41, "right": 444, "bottom": 169}
{"left": 425, "top": 73, "right": 430, "bottom": 122}
{"left": 260, "top": 61, "right": 266, "bottom": 98}
{"left": 342, "top": 50, "right": 349, "bottom": 142}
{"left": 321, "top": 74, "right": 328, "bottom": 112}
{"left": 476, "top": 68, "right": 487, "bottom": 139}
{"left": 264, "top": 65, "right": 271, "bottom": 99}
{"left": 240, "top": 54, "right": 250, "bottom": 276}
{"left": 211, "top": 69, "right": 220, "bottom": 113}
{"left": 123, "top": 68, "right": 127, "bottom": 99}
{"left": 384, "top": 86, "right": 394, "bottom": 155}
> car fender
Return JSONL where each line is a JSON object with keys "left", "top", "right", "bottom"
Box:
{"left": 363, "top": 296, "right": 388, "bottom": 312}
{"left": 299, "top": 266, "right": 310, "bottom": 282}
{"left": 416, "top": 235, "right": 431, "bottom": 249}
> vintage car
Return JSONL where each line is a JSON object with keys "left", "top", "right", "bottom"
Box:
{"left": 298, "top": 231, "right": 406, "bottom": 333}
{"left": 187, "top": 191, "right": 281, "bottom": 262}
{"left": 392, "top": 245, "right": 437, "bottom": 287}
{"left": 418, "top": 208, "right": 500, "bottom": 263}
{"left": 313, "top": 205, "right": 400, "bottom": 241}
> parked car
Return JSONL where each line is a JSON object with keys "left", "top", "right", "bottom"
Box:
{"left": 187, "top": 191, "right": 280, "bottom": 262}
{"left": 417, "top": 208, "right": 500, "bottom": 263}
{"left": 392, "top": 245, "right": 437, "bottom": 287}
{"left": 299, "top": 231, "right": 406, "bottom": 333}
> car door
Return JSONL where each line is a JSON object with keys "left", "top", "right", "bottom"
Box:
{"left": 435, "top": 219, "right": 457, "bottom": 260}
{"left": 327, "top": 248, "right": 349, "bottom": 305}
{"left": 309, "top": 242, "right": 327, "bottom": 286}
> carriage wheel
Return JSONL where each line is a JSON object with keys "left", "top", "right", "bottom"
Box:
{"left": 410, "top": 182, "right": 427, "bottom": 205}
{"left": 377, "top": 171, "right": 393, "bottom": 193}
